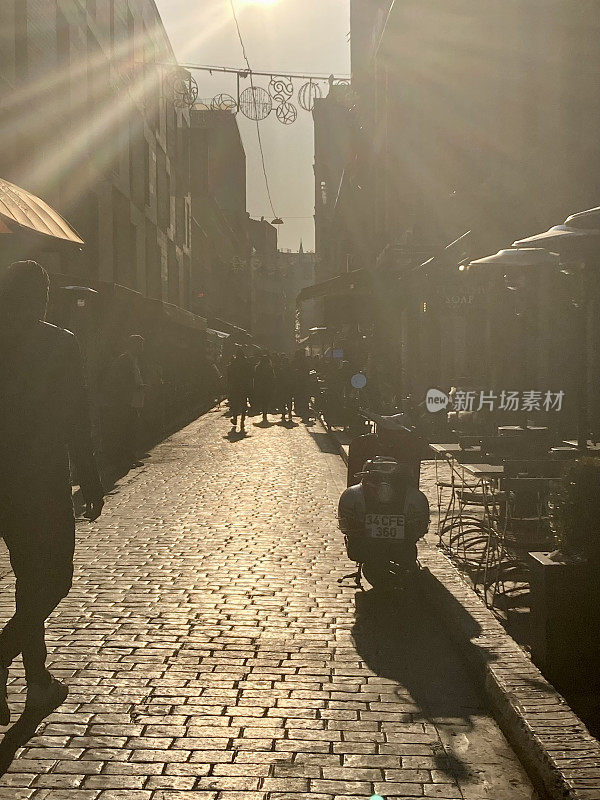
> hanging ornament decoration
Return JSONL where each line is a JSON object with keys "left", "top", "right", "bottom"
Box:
{"left": 172, "top": 69, "right": 199, "bottom": 108}
{"left": 298, "top": 80, "right": 323, "bottom": 112}
{"left": 269, "top": 75, "right": 298, "bottom": 125}
{"left": 239, "top": 86, "right": 273, "bottom": 121}
{"left": 268, "top": 76, "right": 294, "bottom": 104}
{"left": 276, "top": 101, "right": 297, "bottom": 125}
{"left": 211, "top": 93, "right": 238, "bottom": 112}
{"left": 168, "top": 62, "right": 350, "bottom": 124}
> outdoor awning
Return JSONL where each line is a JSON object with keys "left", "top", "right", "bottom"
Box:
{"left": 0, "top": 178, "right": 84, "bottom": 244}
{"left": 206, "top": 328, "right": 230, "bottom": 339}
{"left": 210, "top": 317, "right": 253, "bottom": 340}
{"left": 513, "top": 225, "right": 596, "bottom": 248}
{"left": 162, "top": 302, "right": 207, "bottom": 332}
{"left": 469, "top": 248, "right": 560, "bottom": 269}
{"left": 296, "top": 269, "right": 370, "bottom": 305}
{"left": 513, "top": 206, "right": 600, "bottom": 249}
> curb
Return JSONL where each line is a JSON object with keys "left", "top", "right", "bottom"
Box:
{"left": 324, "top": 420, "right": 600, "bottom": 800}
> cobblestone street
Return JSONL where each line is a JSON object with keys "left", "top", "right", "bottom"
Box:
{"left": 0, "top": 411, "right": 535, "bottom": 800}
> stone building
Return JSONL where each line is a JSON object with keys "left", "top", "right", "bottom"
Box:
{"left": 188, "top": 108, "right": 252, "bottom": 332}
{"left": 0, "top": 0, "right": 192, "bottom": 308}
{"left": 280, "top": 244, "right": 317, "bottom": 352}
{"left": 249, "top": 217, "right": 283, "bottom": 351}
{"left": 310, "top": 0, "right": 600, "bottom": 408}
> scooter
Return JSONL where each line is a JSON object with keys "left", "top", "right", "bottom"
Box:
{"left": 338, "top": 456, "right": 430, "bottom": 592}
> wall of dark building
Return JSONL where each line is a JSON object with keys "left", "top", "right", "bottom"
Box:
{"left": 0, "top": 0, "right": 192, "bottom": 309}
{"left": 188, "top": 109, "right": 252, "bottom": 333}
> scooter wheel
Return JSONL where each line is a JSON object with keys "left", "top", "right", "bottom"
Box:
{"left": 362, "top": 561, "right": 404, "bottom": 594}
{"left": 362, "top": 549, "right": 419, "bottom": 595}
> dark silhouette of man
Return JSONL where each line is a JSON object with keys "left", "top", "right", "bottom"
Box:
{"left": 292, "top": 349, "right": 310, "bottom": 422}
{"left": 0, "top": 261, "right": 104, "bottom": 723}
{"left": 103, "top": 334, "right": 146, "bottom": 468}
{"left": 253, "top": 353, "right": 275, "bottom": 424}
{"left": 227, "top": 348, "right": 253, "bottom": 432}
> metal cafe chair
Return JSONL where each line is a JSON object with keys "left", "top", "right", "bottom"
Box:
{"left": 481, "top": 460, "right": 562, "bottom": 612}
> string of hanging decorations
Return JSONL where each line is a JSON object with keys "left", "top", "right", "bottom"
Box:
{"left": 167, "top": 63, "right": 353, "bottom": 125}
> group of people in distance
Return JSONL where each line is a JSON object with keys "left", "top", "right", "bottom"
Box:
{"left": 226, "top": 347, "right": 312, "bottom": 433}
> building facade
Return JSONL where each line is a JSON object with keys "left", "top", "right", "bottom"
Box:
{"left": 0, "top": 0, "right": 192, "bottom": 308}
{"left": 309, "top": 0, "right": 600, "bottom": 418}
{"left": 249, "top": 217, "right": 284, "bottom": 351}
{"left": 280, "top": 244, "right": 317, "bottom": 352}
{"left": 188, "top": 108, "right": 252, "bottom": 332}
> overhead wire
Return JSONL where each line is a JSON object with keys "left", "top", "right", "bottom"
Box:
{"left": 162, "top": 61, "right": 349, "bottom": 82}
{"left": 228, "top": 0, "right": 278, "bottom": 220}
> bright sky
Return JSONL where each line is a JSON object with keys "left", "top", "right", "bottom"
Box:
{"left": 155, "top": 0, "right": 350, "bottom": 251}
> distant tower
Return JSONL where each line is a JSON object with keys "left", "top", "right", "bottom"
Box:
{"left": 299, "top": 239, "right": 304, "bottom": 256}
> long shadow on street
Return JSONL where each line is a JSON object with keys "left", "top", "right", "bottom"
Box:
{"left": 352, "top": 584, "right": 496, "bottom": 786}
{"left": 0, "top": 709, "right": 52, "bottom": 777}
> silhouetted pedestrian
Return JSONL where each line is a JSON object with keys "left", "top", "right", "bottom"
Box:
{"left": 0, "top": 261, "right": 104, "bottom": 722}
{"left": 254, "top": 353, "right": 275, "bottom": 423}
{"left": 227, "top": 348, "right": 252, "bottom": 432}
{"left": 292, "top": 349, "right": 310, "bottom": 422}
{"left": 103, "top": 334, "right": 146, "bottom": 468}
{"left": 274, "top": 354, "right": 293, "bottom": 422}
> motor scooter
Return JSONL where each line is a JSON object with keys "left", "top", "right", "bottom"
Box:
{"left": 338, "top": 456, "right": 430, "bottom": 592}
{"left": 346, "top": 408, "right": 429, "bottom": 488}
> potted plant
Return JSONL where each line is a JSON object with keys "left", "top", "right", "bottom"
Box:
{"left": 529, "top": 457, "right": 600, "bottom": 688}
{"left": 549, "top": 457, "right": 600, "bottom": 563}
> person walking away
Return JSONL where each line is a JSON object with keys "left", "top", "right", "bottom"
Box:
{"left": 254, "top": 353, "right": 275, "bottom": 424}
{"left": 292, "top": 349, "right": 310, "bottom": 422}
{"left": 0, "top": 261, "right": 104, "bottom": 722}
{"left": 227, "top": 348, "right": 252, "bottom": 432}
{"left": 210, "top": 361, "right": 224, "bottom": 409}
{"left": 274, "top": 354, "right": 293, "bottom": 422}
{"left": 103, "top": 334, "right": 146, "bottom": 468}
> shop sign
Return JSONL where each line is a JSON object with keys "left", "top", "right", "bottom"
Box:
{"left": 427, "top": 283, "right": 486, "bottom": 313}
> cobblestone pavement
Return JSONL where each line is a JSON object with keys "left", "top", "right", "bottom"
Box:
{"left": 0, "top": 410, "right": 536, "bottom": 800}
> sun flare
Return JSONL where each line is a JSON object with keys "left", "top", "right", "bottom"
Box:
{"left": 240, "top": 0, "right": 280, "bottom": 6}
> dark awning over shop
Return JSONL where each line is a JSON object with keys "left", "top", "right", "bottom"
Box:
{"left": 209, "top": 317, "right": 253, "bottom": 341}
{"left": 296, "top": 269, "right": 371, "bottom": 305}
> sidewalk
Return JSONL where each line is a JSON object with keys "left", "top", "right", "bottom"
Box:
{"left": 326, "top": 423, "right": 600, "bottom": 800}
{"left": 0, "top": 409, "right": 535, "bottom": 799}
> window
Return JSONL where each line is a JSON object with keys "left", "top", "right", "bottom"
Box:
{"left": 145, "top": 225, "right": 161, "bottom": 298}
{"left": 109, "top": 0, "right": 115, "bottom": 53}
{"left": 144, "top": 140, "right": 151, "bottom": 206}
{"left": 57, "top": 9, "right": 69, "bottom": 68}
{"left": 127, "top": 7, "right": 135, "bottom": 72}
{"left": 14, "top": 0, "right": 28, "bottom": 82}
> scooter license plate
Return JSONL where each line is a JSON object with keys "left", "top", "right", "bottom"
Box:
{"left": 365, "top": 514, "right": 405, "bottom": 540}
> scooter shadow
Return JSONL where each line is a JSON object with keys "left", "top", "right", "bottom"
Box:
{"left": 352, "top": 587, "right": 480, "bottom": 785}
{"left": 0, "top": 708, "right": 53, "bottom": 776}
